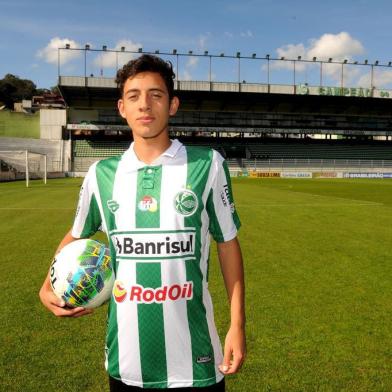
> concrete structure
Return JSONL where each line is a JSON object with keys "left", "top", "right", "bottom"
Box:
{"left": 59, "top": 76, "right": 392, "bottom": 138}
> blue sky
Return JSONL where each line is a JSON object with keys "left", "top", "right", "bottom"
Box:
{"left": 1, "top": 0, "right": 392, "bottom": 89}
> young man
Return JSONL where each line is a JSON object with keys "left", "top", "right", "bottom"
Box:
{"left": 39, "top": 54, "right": 246, "bottom": 391}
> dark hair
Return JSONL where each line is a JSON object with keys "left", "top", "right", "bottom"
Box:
{"left": 115, "top": 54, "right": 176, "bottom": 99}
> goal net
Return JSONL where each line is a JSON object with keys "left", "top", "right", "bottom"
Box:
{"left": 0, "top": 150, "right": 47, "bottom": 186}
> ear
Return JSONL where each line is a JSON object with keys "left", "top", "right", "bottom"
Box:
{"left": 169, "top": 96, "right": 180, "bottom": 116}
{"left": 117, "top": 99, "right": 126, "bottom": 119}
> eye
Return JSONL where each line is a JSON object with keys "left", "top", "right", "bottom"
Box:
{"left": 152, "top": 92, "right": 162, "bottom": 99}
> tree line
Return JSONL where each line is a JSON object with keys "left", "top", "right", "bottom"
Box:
{"left": 0, "top": 74, "right": 58, "bottom": 109}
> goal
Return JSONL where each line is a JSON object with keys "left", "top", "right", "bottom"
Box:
{"left": 0, "top": 150, "right": 47, "bottom": 187}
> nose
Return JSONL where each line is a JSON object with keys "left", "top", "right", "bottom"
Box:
{"left": 139, "top": 92, "right": 151, "bottom": 112}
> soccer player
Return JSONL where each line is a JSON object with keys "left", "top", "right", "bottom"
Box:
{"left": 39, "top": 54, "right": 246, "bottom": 391}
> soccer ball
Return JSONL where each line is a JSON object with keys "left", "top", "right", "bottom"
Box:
{"left": 50, "top": 239, "right": 114, "bottom": 309}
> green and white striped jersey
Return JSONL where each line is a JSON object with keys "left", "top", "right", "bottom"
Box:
{"left": 72, "top": 139, "right": 241, "bottom": 389}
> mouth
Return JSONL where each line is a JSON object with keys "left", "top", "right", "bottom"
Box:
{"left": 137, "top": 116, "right": 155, "bottom": 124}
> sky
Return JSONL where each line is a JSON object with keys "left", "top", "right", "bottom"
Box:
{"left": 1, "top": 0, "right": 392, "bottom": 89}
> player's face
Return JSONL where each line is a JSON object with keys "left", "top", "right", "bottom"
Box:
{"left": 118, "top": 72, "right": 179, "bottom": 141}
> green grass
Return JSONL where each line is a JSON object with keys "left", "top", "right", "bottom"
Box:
{"left": 0, "top": 110, "right": 40, "bottom": 138}
{"left": 1, "top": 177, "right": 392, "bottom": 391}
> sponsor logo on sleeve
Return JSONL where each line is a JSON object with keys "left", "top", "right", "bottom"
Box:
{"left": 222, "top": 184, "right": 235, "bottom": 213}
{"left": 220, "top": 191, "right": 227, "bottom": 206}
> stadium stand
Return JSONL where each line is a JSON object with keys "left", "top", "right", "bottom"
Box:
{"left": 70, "top": 136, "right": 392, "bottom": 172}
{"left": 245, "top": 139, "right": 392, "bottom": 160}
{"left": 73, "top": 140, "right": 131, "bottom": 158}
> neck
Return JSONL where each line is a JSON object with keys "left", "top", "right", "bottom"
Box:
{"left": 133, "top": 132, "right": 171, "bottom": 164}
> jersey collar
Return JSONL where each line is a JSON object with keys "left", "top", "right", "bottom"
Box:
{"left": 122, "top": 139, "right": 183, "bottom": 171}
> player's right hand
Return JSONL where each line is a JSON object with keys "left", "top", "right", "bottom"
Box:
{"left": 39, "top": 277, "right": 93, "bottom": 318}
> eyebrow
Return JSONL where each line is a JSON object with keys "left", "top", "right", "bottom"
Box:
{"left": 124, "top": 88, "right": 166, "bottom": 95}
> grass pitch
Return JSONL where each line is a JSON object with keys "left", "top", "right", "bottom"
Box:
{"left": 1, "top": 177, "right": 392, "bottom": 391}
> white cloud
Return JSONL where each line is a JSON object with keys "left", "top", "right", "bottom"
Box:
{"left": 187, "top": 56, "right": 199, "bottom": 68}
{"left": 269, "top": 32, "right": 366, "bottom": 82}
{"left": 307, "top": 32, "right": 364, "bottom": 62}
{"left": 275, "top": 32, "right": 364, "bottom": 63}
{"left": 181, "top": 70, "right": 192, "bottom": 81}
{"left": 240, "top": 30, "right": 253, "bottom": 38}
{"left": 37, "top": 37, "right": 82, "bottom": 65}
{"left": 198, "top": 33, "right": 211, "bottom": 51}
{"left": 357, "top": 69, "right": 392, "bottom": 88}
{"left": 276, "top": 43, "right": 306, "bottom": 61}
{"left": 93, "top": 39, "right": 142, "bottom": 69}
{"left": 224, "top": 32, "right": 234, "bottom": 39}
{"left": 180, "top": 55, "right": 199, "bottom": 81}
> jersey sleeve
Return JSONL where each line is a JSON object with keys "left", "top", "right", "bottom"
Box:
{"left": 71, "top": 163, "right": 102, "bottom": 239}
{"left": 206, "top": 151, "right": 241, "bottom": 242}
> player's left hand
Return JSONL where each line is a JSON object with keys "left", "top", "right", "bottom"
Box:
{"left": 219, "top": 325, "right": 246, "bottom": 375}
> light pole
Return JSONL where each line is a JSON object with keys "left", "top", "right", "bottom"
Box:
{"left": 237, "top": 52, "right": 241, "bottom": 84}
{"left": 341, "top": 59, "right": 347, "bottom": 89}
{"left": 204, "top": 51, "right": 211, "bottom": 84}
{"left": 266, "top": 54, "right": 270, "bottom": 91}
{"left": 84, "top": 44, "right": 90, "bottom": 79}
{"left": 57, "top": 48, "right": 60, "bottom": 79}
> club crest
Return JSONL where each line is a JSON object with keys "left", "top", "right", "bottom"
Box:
{"left": 174, "top": 190, "right": 198, "bottom": 216}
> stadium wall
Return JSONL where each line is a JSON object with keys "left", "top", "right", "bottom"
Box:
{"left": 0, "top": 111, "right": 40, "bottom": 138}
{"left": 40, "top": 109, "right": 66, "bottom": 140}
{"left": 0, "top": 137, "right": 71, "bottom": 173}
{"left": 232, "top": 169, "right": 392, "bottom": 179}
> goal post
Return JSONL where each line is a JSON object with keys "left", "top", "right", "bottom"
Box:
{"left": 0, "top": 150, "right": 47, "bottom": 187}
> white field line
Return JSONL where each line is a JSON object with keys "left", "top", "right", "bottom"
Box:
{"left": 0, "top": 207, "right": 74, "bottom": 210}
{"left": 236, "top": 203, "right": 383, "bottom": 207}
{"left": 256, "top": 187, "right": 385, "bottom": 207}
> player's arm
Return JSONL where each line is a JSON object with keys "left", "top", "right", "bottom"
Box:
{"left": 39, "top": 229, "right": 93, "bottom": 318}
{"left": 217, "top": 236, "right": 246, "bottom": 375}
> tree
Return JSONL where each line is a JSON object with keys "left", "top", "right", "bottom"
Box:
{"left": 0, "top": 74, "right": 37, "bottom": 109}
